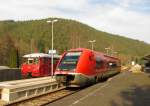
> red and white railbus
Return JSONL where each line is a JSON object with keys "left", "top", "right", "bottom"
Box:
{"left": 55, "top": 48, "right": 121, "bottom": 87}
{"left": 21, "top": 53, "right": 60, "bottom": 78}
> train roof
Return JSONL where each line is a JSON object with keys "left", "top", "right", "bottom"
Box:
{"left": 68, "top": 48, "right": 120, "bottom": 62}
{"left": 103, "top": 55, "right": 120, "bottom": 62}
{"left": 23, "top": 53, "right": 61, "bottom": 58}
{"left": 69, "top": 48, "right": 103, "bottom": 54}
{"left": 69, "top": 48, "right": 88, "bottom": 52}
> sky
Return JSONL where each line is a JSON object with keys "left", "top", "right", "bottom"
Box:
{"left": 0, "top": 0, "right": 150, "bottom": 43}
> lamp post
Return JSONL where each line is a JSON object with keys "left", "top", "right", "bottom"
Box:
{"left": 47, "top": 19, "right": 58, "bottom": 76}
{"left": 105, "top": 47, "right": 110, "bottom": 55}
{"left": 88, "top": 40, "right": 96, "bottom": 50}
{"left": 113, "top": 51, "right": 118, "bottom": 57}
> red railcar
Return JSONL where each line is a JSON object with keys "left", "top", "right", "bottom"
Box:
{"left": 55, "top": 48, "right": 121, "bottom": 87}
{"left": 21, "top": 53, "right": 60, "bottom": 78}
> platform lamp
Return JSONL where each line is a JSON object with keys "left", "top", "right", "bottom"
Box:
{"left": 105, "top": 47, "right": 111, "bottom": 55}
{"left": 47, "top": 19, "right": 58, "bottom": 77}
{"left": 88, "top": 40, "right": 96, "bottom": 50}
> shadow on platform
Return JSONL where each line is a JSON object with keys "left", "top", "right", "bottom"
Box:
{"left": 111, "top": 85, "right": 150, "bottom": 106}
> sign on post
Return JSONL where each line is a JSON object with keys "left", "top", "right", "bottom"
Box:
{"left": 48, "top": 50, "right": 56, "bottom": 54}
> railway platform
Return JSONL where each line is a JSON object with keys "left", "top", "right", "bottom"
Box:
{"left": 0, "top": 76, "right": 64, "bottom": 105}
{"left": 47, "top": 72, "right": 150, "bottom": 106}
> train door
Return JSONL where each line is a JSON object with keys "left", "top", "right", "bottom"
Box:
{"left": 43, "top": 58, "right": 51, "bottom": 76}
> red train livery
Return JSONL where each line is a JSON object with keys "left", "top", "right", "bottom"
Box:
{"left": 21, "top": 53, "right": 60, "bottom": 78}
{"left": 55, "top": 48, "right": 121, "bottom": 87}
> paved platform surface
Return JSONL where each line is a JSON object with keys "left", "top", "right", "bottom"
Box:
{"left": 0, "top": 76, "right": 57, "bottom": 103}
{"left": 47, "top": 72, "right": 150, "bottom": 106}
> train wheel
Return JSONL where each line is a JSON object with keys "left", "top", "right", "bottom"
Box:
{"left": 27, "top": 72, "right": 32, "bottom": 78}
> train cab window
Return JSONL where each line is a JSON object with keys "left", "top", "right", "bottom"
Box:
{"left": 58, "top": 52, "right": 82, "bottom": 71}
{"left": 27, "top": 58, "right": 39, "bottom": 64}
{"left": 34, "top": 58, "right": 39, "bottom": 64}
{"left": 95, "top": 56, "right": 103, "bottom": 69}
{"left": 28, "top": 58, "right": 34, "bottom": 64}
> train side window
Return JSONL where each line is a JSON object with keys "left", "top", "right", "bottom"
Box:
{"left": 34, "top": 58, "right": 39, "bottom": 64}
{"left": 95, "top": 56, "right": 103, "bottom": 69}
{"left": 109, "top": 62, "right": 117, "bottom": 68}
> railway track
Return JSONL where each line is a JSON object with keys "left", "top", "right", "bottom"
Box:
{"left": 5, "top": 88, "right": 80, "bottom": 106}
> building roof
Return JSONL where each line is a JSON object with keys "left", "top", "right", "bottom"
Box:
{"left": 0, "top": 66, "right": 9, "bottom": 70}
{"left": 143, "top": 55, "right": 150, "bottom": 60}
{"left": 23, "top": 53, "right": 61, "bottom": 58}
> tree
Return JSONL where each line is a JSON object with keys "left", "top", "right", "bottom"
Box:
{"left": 0, "top": 34, "right": 18, "bottom": 67}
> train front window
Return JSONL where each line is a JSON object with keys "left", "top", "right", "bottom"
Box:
{"left": 28, "top": 58, "right": 34, "bottom": 64}
{"left": 25, "top": 58, "right": 39, "bottom": 64}
{"left": 58, "top": 52, "right": 82, "bottom": 71}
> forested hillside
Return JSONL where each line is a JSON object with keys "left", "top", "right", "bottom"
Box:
{"left": 0, "top": 18, "right": 150, "bottom": 67}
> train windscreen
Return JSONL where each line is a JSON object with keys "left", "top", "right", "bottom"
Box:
{"left": 57, "top": 52, "right": 82, "bottom": 71}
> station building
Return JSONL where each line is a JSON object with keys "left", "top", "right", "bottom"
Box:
{"left": 143, "top": 55, "right": 150, "bottom": 73}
